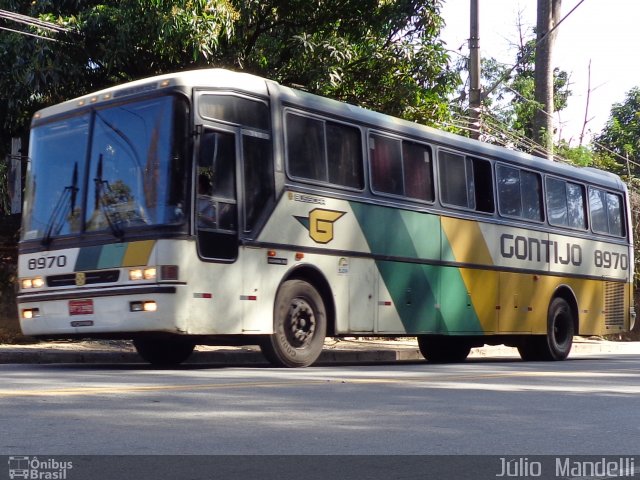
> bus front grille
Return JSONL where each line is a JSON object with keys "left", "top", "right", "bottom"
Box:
{"left": 46, "top": 270, "right": 120, "bottom": 287}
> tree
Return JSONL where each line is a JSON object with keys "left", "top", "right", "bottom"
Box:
{"left": 452, "top": 29, "right": 570, "bottom": 154}
{"left": 0, "top": 1, "right": 459, "bottom": 339}
{"left": 593, "top": 87, "right": 640, "bottom": 176}
{"left": 532, "top": 0, "right": 561, "bottom": 158}
{"left": 0, "top": 0, "right": 459, "bottom": 163}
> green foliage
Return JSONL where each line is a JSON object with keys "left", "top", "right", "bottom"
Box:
{"left": 453, "top": 34, "right": 570, "bottom": 151}
{"left": 0, "top": 0, "right": 458, "bottom": 147}
{"left": 593, "top": 87, "right": 640, "bottom": 176}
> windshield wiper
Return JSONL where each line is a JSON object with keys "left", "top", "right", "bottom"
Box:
{"left": 93, "top": 154, "right": 125, "bottom": 240}
{"left": 41, "top": 163, "right": 79, "bottom": 246}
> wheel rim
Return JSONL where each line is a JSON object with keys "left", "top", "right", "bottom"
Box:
{"left": 285, "top": 298, "right": 317, "bottom": 348}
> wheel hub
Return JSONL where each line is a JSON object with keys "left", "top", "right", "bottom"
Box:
{"left": 286, "top": 299, "right": 316, "bottom": 347}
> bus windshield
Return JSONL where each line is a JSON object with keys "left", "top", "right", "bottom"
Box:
{"left": 22, "top": 95, "right": 188, "bottom": 242}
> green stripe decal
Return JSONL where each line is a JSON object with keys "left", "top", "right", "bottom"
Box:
{"left": 74, "top": 245, "right": 103, "bottom": 271}
{"left": 350, "top": 202, "right": 484, "bottom": 334}
{"left": 73, "top": 241, "right": 155, "bottom": 271}
{"left": 97, "top": 243, "right": 127, "bottom": 269}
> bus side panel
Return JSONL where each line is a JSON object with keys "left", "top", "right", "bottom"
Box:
{"left": 240, "top": 246, "right": 278, "bottom": 334}
{"left": 180, "top": 247, "right": 244, "bottom": 336}
{"left": 566, "top": 277, "right": 604, "bottom": 335}
{"left": 441, "top": 217, "right": 499, "bottom": 334}
{"left": 496, "top": 272, "right": 554, "bottom": 334}
{"left": 346, "top": 257, "right": 377, "bottom": 333}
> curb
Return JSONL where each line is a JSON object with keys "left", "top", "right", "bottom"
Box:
{"left": 0, "top": 340, "right": 638, "bottom": 366}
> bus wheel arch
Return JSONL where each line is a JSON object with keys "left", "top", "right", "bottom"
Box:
{"left": 552, "top": 285, "right": 579, "bottom": 336}
{"left": 260, "top": 266, "right": 333, "bottom": 367}
{"left": 282, "top": 265, "right": 336, "bottom": 337}
{"left": 518, "top": 286, "right": 577, "bottom": 361}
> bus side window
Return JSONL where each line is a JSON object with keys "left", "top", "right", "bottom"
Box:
{"left": 547, "top": 177, "right": 587, "bottom": 229}
{"left": 439, "top": 151, "right": 472, "bottom": 209}
{"left": 286, "top": 114, "right": 326, "bottom": 181}
{"left": 286, "top": 111, "right": 364, "bottom": 190}
{"left": 590, "top": 187, "right": 625, "bottom": 236}
{"left": 497, "top": 165, "right": 542, "bottom": 221}
{"left": 403, "top": 141, "right": 434, "bottom": 202}
{"left": 370, "top": 134, "right": 403, "bottom": 195}
{"left": 567, "top": 182, "right": 587, "bottom": 229}
{"left": 470, "top": 157, "right": 494, "bottom": 213}
{"left": 327, "top": 122, "right": 363, "bottom": 189}
{"left": 607, "top": 192, "right": 624, "bottom": 236}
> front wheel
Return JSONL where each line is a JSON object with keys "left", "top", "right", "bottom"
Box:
{"left": 260, "top": 280, "right": 327, "bottom": 368}
{"left": 133, "top": 336, "right": 196, "bottom": 367}
{"left": 518, "top": 297, "right": 574, "bottom": 361}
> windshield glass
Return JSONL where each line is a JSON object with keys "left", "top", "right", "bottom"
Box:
{"left": 22, "top": 95, "right": 188, "bottom": 241}
{"left": 22, "top": 115, "right": 90, "bottom": 240}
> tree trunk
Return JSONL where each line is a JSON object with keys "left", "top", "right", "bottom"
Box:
{"left": 533, "top": 0, "right": 561, "bottom": 159}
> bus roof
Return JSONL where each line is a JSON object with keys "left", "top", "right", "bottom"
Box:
{"left": 32, "top": 68, "right": 625, "bottom": 192}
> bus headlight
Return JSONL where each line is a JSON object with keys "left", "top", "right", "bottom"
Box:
{"left": 129, "top": 265, "right": 177, "bottom": 282}
{"left": 129, "top": 268, "right": 156, "bottom": 281}
{"left": 22, "top": 308, "right": 40, "bottom": 319}
{"left": 21, "top": 277, "right": 44, "bottom": 289}
{"left": 130, "top": 301, "right": 157, "bottom": 312}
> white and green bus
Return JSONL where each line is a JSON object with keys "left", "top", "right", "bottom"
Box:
{"left": 17, "top": 69, "right": 635, "bottom": 367}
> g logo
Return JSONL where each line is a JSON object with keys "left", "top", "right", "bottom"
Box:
{"left": 75, "top": 272, "right": 86, "bottom": 286}
{"left": 295, "top": 209, "right": 346, "bottom": 244}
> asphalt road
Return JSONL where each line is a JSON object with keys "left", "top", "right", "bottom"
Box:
{"left": 2, "top": 353, "right": 639, "bottom": 457}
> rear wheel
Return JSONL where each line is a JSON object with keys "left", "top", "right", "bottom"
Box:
{"left": 133, "top": 336, "right": 195, "bottom": 367}
{"left": 518, "top": 297, "right": 574, "bottom": 361}
{"left": 417, "top": 335, "right": 471, "bottom": 363}
{"left": 260, "top": 280, "right": 327, "bottom": 368}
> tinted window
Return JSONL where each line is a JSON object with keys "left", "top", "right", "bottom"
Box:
{"left": 607, "top": 193, "right": 624, "bottom": 236}
{"left": 471, "top": 157, "right": 494, "bottom": 213}
{"left": 199, "top": 95, "right": 269, "bottom": 130}
{"left": 286, "top": 112, "right": 363, "bottom": 189}
{"left": 547, "top": 177, "right": 586, "bottom": 229}
{"left": 589, "top": 188, "right": 608, "bottom": 233}
{"left": 243, "top": 134, "right": 274, "bottom": 231}
{"left": 287, "top": 115, "right": 325, "bottom": 181}
{"left": 326, "top": 122, "right": 364, "bottom": 189}
{"left": 370, "top": 134, "right": 403, "bottom": 195}
{"left": 588, "top": 187, "right": 625, "bottom": 237}
{"left": 439, "top": 151, "right": 493, "bottom": 212}
{"left": 497, "top": 165, "right": 543, "bottom": 221}
{"left": 546, "top": 177, "right": 568, "bottom": 226}
{"left": 497, "top": 165, "right": 521, "bottom": 217}
{"left": 403, "top": 141, "right": 434, "bottom": 202}
{"left": 439, "top": 151, "right": 470, "bottom": 208}
{"left": 566, "top": 182, "right": 587, "bottom": 229}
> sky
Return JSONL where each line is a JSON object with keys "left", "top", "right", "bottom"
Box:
{"left": 440, "top": 0, "right": 640, "bottom": 145}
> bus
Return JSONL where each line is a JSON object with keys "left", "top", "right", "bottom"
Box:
{"left": 17, "top": 68, "right": 635, "bottom": 367}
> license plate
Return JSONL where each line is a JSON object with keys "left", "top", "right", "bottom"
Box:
{"left": 69, "top": 299, "right": 94, "bottom": 315}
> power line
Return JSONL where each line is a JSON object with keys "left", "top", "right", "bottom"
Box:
{"left": 0, "top": 8, "right": 70, "bottom": 42}
{"left": 0, "top": 9, "right": 69, "bottom": 33}
{"left": 0, "top": 25, "right": 60, "bottom": 42}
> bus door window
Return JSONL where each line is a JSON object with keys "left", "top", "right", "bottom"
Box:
{"left": 196, "top": 129, "right": 238, "bottom": 260}
{"left": 242, "top": 132, "right": 274, "bottom": 232}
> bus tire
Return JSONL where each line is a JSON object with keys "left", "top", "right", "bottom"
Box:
{"left": 518, "top": 297, "right": 574, "bottom": 361}
{"left": 133, "top": 336, "right": 195, "bottom": 367}
{"left": 260, "top": 280, "right": 326, "bottom": 368}
{"left": 417, "top": 335, "right": 471, "bottom": 363}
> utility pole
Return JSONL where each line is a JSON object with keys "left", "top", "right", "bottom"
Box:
{"left": 468, "top": 0, "right": 481, "bottom": 140}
